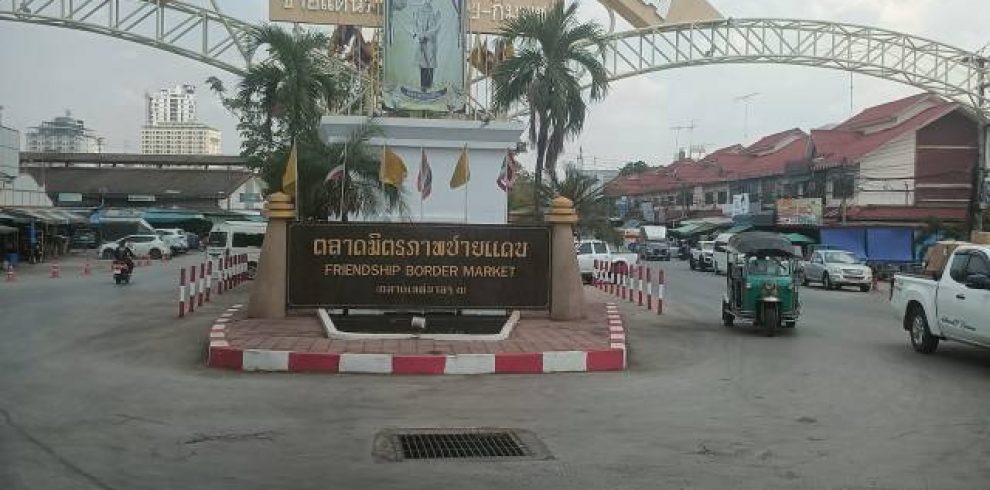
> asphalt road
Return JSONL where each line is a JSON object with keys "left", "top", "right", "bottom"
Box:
{"left": 2, "top": 257, "right": 989, "bottom": 489}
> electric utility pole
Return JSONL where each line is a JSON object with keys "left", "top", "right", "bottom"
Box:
{"left": 734, "top": 92, "right": 760, "bottom": 142}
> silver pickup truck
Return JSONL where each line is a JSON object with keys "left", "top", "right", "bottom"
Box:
{"left": 890, "top": 245, "right": 990, "bottom": 353}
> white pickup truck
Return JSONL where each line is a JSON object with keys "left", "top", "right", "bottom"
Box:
{"left": 576, "top": 239, "right": 639, "bottom": 284}
{"left": 890, "top": 245, "right": 990, "bottom": 353}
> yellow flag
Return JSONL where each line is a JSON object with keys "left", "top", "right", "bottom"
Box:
{"left": 281, "top": 143, "right": 298, "bottom": 195}
{"left": 379, "top": 146, "right": 407, "bottom": 187}
{"left": 450, "top": 145, "right": 470, "bottom": 189}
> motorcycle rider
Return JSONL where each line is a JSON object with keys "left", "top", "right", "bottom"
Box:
{"left": 113, "top": 240, "right": 135, "bottom": 274}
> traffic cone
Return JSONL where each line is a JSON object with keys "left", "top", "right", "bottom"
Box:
{"left": 5, "top": 265, "right": 15, "bottom": 283}
{"left": 50, "top": 263, "right": 60, "bottom": 278}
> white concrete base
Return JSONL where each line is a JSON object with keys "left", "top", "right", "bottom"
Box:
{"left": 242, "top": 350, "right": 289, "bottom": 372}
{"left": 317, "top": 308, "right": 520, "bottom": 341}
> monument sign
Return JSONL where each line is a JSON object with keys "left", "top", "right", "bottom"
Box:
{"left": 287, "top": 223, "right": 550, "bottom": 308}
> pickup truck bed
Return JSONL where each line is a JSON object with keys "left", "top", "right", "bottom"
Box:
{"left": 890, "top": 245, "right": 990, "bottom": 353}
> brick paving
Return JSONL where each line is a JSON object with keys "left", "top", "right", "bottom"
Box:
{"left": 222, "top": 299, "right": 611, "bottom": 355}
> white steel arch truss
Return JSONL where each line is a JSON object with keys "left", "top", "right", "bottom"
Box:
{"left": 0, "top": 0, "right": 259, "bottom": 75}
{"left": 591, "top": 18, "right": 990, "bottom": 119}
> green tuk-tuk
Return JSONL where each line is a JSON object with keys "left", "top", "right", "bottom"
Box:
{"left": 721, "top": 232, "right": 801, "bottom": 336}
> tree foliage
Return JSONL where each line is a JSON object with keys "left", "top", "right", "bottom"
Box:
{"left": 206, "top": 24, "right": 403, "bottom": 220}
{"left": 619, "top": 160, "right": 650, "bottom": 176}
{"left": 493, "top": 1, "right": 609, "bottom": 217}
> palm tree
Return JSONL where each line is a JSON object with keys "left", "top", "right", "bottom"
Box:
{"left": 312, "top": 125, "right": 406, "bottom": 222}
{"left": 545, "top": 165, "right": 613, "bottom": 240}
{"left": 207, "top": 25, "right": 403, "bottom": 220}
{"left": 493, "top": 1, "right": 609, "bottom": 216}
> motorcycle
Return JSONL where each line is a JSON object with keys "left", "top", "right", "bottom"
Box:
{"left": 112, "top": 260, "right": 132, "bottom": 285}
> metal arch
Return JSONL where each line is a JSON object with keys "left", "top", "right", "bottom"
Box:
{"left": 0, "top": 0, "right": 259, "bottom": 75}
{"left": 588, "top": 18, "right": 990, "bottom": 119}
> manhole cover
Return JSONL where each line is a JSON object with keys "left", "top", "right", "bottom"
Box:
{"left": 373, "top": 428, "right": 552, "bottom": 462}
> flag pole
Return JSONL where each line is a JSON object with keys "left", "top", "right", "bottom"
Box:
{"left": 419, "top": 145, "right": 424, "bottom": 221}
{"left": 340, "top": 141, "right": 347, "bottom": 222}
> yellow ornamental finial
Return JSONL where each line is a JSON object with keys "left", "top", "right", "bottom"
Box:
{"left": 265, "top": 192, "right": 296, "bottom": 219}
{"left": 545, "top": 196, "right": 579, "bottom": 224}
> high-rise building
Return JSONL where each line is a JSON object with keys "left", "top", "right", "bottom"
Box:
{"left": 25, "top": 112, "right": 101, "bottom": 153}
{"left": 141, "top": 84, "right": 221, "bottom": 155}
{"left": 146, "top": 84, "right": 197, "bottom": 125}
{"left": 140, "top": 123, "right": 221, "bottom": 155}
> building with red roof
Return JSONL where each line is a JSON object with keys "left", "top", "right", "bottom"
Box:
{"left": 607, "top": 93, "right": 979, "bottom": 227}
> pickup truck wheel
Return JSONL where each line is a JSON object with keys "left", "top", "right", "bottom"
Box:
{"left": 909, "top": 308, "right": 939, "bottom": 354}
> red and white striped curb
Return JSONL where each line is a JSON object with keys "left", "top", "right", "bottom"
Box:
{"left": 208, "top": 303, "right": 627, "bottom": 374}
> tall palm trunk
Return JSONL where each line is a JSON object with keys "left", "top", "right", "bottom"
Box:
{"left": 533, "top": 112, "right": 551, "bottom": 219}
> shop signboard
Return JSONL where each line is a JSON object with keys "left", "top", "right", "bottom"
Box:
{"left": 776, "top": 198, "right": 822, "bottom": 226}
{"left": 287, "top": 223, "right": 550, "bottom": 309}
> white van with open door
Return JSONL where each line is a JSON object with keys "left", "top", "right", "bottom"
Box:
{"left": 207, "top": 221, "right": 267, "bottom": 279}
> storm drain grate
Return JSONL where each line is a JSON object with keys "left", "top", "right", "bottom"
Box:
{"left": 374, "top": 428, "right": 552, "bottom": 462}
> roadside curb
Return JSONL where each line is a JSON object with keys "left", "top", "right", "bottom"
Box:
{"left": 207, "top": 303, "right": 627, "bottom": 375}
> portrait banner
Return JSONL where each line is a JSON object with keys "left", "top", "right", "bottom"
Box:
{"left": 383, "top": 0, "right": 466, "bottom": 111}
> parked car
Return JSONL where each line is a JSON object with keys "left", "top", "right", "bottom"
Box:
{"left": 155, "top": 228, "right": 188, "bottom": 254}
{"left": 637, "top": 226, "right": 670, "bottom": 261}
{"left": 98, "top": 235, "right": 171, "bottom": 260}
{"left": 801, "top": 249, "right": 872, "bottom": 291}
{"left": 712, "top": 232, "right": 735, "bottom": 275}
{"left": 890, "top": 245, "right": 990, "bottom": 353}
{"left": 207, "top": 221, "right": 267, "bottom": 279}
{"left": 575, "top": 239, "right": 639, "bottom": 284}
{"left": 690, "top": 241, "right": 715, "bottom": 271}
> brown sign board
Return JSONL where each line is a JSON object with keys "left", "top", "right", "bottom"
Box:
{"left": 287, "top": 223, "right": 551, "bottom": 309}
{"left": 270, "top": 0, "right": 553, "bottom": 34}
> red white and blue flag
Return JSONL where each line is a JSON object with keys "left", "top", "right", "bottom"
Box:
{"left": 497, "top": 150, "right": 519, "bottom": 191}
{"left": 416, "top": 148, "right": 432, "bottom": 200}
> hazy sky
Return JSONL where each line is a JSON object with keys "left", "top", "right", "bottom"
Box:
{"left": 1, "top": 0, "right": 988, "bottom": 171}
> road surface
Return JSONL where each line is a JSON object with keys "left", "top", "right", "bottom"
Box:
{"left": 1, "top": 257, "right": 989, "bottom": 489}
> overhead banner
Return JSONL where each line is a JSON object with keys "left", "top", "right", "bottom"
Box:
{"left": 269, "top": 0, "right": 552, "bottom": 34}
{"left": 383, "top": 0, "right": 466, "bottom": 111}
{"left": 287, "top": 223, "right": 551, "bottom": 309}
{"left": 776, "top": 198, "right": 823, "bottom": 226}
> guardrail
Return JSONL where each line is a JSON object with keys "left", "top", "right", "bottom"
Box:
{"left": 178, "top": 254, "right": 247, "bottom": 318}
{"left": 593, "top": 260, "right": 664, "bottom": 315}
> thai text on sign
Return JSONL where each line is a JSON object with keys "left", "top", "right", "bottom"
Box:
{"left": 270, "top": 0, "right": 551, "bottom": 34}
{"left": 287, "top": 223, "right": 550, "bottom": 308}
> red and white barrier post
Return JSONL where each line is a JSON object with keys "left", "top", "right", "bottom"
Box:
{"left": 646, "top": 267, "right": 653, "bottom": 311}
{"left": 657, "top": 268, "right": 665, "bottom": 315}
{"left": 188, "top": 266, "right": 197, "bottom": 314}
{"left": 198, "top": 262, "right": 206, "bottom": 307}
{"left": 637, "top": 265, "right": 644, "bottom": 306}
{"left": 49, "top": 263, "right": 60, "bottom": 279}
{"left": 179, "top": 268, "right": 187, "bottom": 318}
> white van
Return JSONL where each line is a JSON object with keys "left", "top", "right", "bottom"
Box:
{"left": 207, "top": 221, "right": 267, "bottom": 279}
{"left": 713, "top": 232, "right": 736, "bottom": 275}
